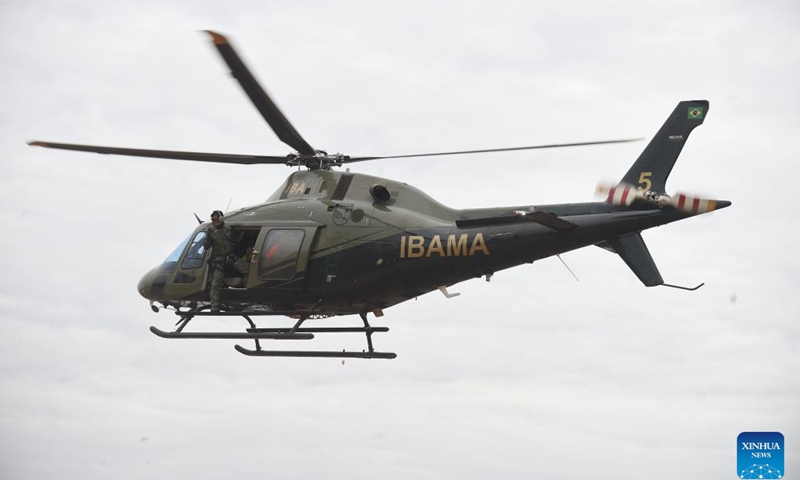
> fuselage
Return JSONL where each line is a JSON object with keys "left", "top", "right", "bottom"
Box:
{"left": 137, "top": 169, "right": 688, "bottom": 314}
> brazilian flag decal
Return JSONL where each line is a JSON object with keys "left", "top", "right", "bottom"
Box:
{"left": 687, "top": 106, "right": 705, "bottom": 120}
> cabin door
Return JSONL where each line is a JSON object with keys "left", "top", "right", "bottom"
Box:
{"left": 247, "top": 225, "right": 319, "bottom": 290}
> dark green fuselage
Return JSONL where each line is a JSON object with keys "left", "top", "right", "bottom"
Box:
{"left": 137, "top": 169, "right": 689, "bottom": 315}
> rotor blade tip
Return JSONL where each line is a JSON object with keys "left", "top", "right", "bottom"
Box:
{"left": 203, "top": 30, "right": 228, "bottom": 45}
{"left": 27, "top": 141, "right": 47, "bottom": 147}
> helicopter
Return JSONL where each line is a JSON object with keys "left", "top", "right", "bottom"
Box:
{"left": 28, "top": 31, "right": 730, "bottom": 359}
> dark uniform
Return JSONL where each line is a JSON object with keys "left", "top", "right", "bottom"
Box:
{"left": 204, "top": 212, "right": 235, "bottom": 311}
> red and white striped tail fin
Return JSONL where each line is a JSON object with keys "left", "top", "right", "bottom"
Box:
{"left": 670, "top": 193, "right": 719, "bottom": 214}
{"left": 596, "top": 182, "right": 641, "bottom": 207}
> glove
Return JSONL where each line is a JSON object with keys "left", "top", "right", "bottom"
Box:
{"left": 225, "top": 254, "right": 237, "bottom": 266}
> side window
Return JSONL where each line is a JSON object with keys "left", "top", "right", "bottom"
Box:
{"left": 258, "top": 230, "right": 305, "bottom": 280}
{"left": 181, "top": 232, "right": 207, "bottom": 269}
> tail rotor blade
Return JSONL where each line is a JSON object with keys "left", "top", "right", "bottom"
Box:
{"left": 669, "top": 193, "right": 725, "bottom": 214}
{"left": 596, "top": 182, "right": 732, "bottom": 214}
{"left": 597, "top": 182, "right": 641, "bottom": 207}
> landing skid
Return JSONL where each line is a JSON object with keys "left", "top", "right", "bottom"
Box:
{"left": 149, "top": 327, "right": 314, "bottom": 340}
{"left": 234, "top": 345, "right": 396, "bottom": 359}
{"left": 150, "top": 307, "right": 396, "bottom": 359}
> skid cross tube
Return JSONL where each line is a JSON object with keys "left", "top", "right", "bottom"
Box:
{"left": 242, "top": 314, "right": 261, "bottom": 350}
{"left": 360, "top": 312, "right": 375, "bottom": 353}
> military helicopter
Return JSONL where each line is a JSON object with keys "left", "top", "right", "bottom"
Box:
{"left": 29, "top": 31, "right": 730, "bottom": 359}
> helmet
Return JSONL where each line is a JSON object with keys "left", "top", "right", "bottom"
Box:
{"left": 210, "top": 210, "right": 224, "bottom": 218}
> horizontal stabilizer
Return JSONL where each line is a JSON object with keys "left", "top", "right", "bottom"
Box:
{"left": 595, "top": 240, "right": 616, "bottom": 253}
{"left": 607, "top": 232, "right": 663, "bottom": 287}
{"left": 455, "top": 211, "right": 575, "bottom": 232}
{"left": 526, "top": 211, "right": 577, "bottom": 232}
{"left": 456, "top": 216, "right": 525, "bottom": 228}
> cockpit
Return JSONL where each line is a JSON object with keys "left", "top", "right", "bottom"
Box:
{"left": 137, "top": 222, "right": 315, "bottom": 304}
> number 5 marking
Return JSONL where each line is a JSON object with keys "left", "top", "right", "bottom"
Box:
{"left": 638, "top": 171, "right": 653, "bottom": 192}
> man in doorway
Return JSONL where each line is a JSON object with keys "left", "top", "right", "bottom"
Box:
{"left": 203, "top": 210, "right": 235, "bottom": 312}
{"left": 233, "top": 247, "right": 254, "bottom": 275}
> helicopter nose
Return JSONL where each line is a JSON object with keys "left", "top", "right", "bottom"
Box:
{"left": 137, "top": 272, "right": 152, "bottom": 299}
{"left": 137, "top": 267, "right": 167, "bottom": 300}
{"left": 137, "top": 270, "right": 154, "bottom": 299}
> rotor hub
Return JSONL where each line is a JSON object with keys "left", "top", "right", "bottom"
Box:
{"left": 286, "top": 151, "right": 350, "bottom": 170}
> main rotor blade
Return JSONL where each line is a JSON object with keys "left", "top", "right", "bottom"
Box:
{"left": 346, "top": 138, "right": 642, "bottom": 163}
{"left": 27, "top": 141, "right": 288, "bottom": 165}
{"left": 205, "top": 30, "right": 316, "bottom": 156}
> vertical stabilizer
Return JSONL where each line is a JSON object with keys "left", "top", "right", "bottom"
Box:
{"left": 620, "top": 100, "right": 709, "bottom": 193}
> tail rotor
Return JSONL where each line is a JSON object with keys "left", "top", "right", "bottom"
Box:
{"left": 596, "top": 182, "right": 728, "bottom": 214}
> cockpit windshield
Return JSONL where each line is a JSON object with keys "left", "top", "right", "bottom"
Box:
{"left": 164, "top": 234, "right": 192, "bottom": 264}
{"left": 163, "top": 231, "right": 208, "bottom": 267}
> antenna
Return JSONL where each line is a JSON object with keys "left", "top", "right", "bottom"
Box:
{"left": 557, "top": 254, "right": 580, "bottom": 282}
{"left": 225, "top": 198, "right": 233, "bottom": 213}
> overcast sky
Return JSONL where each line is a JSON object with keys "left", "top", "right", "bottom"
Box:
{"left": 1, "top": 1, "right": 798, "bottom": 479}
